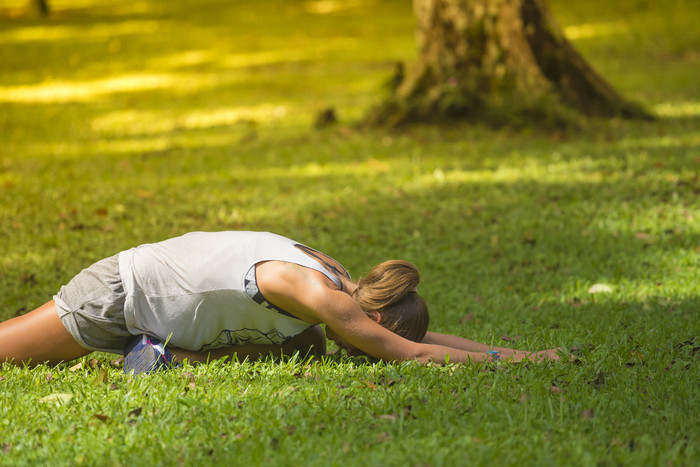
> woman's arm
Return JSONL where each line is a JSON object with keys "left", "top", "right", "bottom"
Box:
{"left": 308, "top": 291, "right": 496, "bottom": 364}
{"left": 257, "top": 264, "right": 557, "bottom": 364}
{"left": 319, "top": 296, "right": 561, "bottom": 364}
{"left": 422, "top": 331, "right": 561, "bottom": 362}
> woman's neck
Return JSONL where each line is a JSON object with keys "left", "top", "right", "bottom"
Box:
{"left": 341, "top": 277, "right": 358, "bottom": 295}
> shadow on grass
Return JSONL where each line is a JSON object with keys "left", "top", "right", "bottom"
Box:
{"left": 2, "top": 112, "right": 697, "bottom": 326}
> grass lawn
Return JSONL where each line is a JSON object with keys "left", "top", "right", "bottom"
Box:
{"left": 0, "top": 0, "right": 698, "bottom": 464}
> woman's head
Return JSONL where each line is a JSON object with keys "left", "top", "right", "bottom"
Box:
{"left": 352, "top": 260, "right": 429, "bottom": 342}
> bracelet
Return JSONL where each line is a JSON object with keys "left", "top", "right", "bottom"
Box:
{"left": 486, "top": 350, "right": 500, "bottom": 361}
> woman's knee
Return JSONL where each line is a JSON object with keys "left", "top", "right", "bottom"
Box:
{"left": 287, "top": 325, "right": 327, "bottom": 356}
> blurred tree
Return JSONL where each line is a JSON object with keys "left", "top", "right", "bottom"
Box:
{"left": 26, "top": 0, "right": 49, "bottom": 17}
{"left": 373, "top": 0, "right": 651, "bottom": 127}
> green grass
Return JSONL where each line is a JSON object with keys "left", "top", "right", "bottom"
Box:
{"left": 1, "top": 0, "right": 699, "bottom": 464}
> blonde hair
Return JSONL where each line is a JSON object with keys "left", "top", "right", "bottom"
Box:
{"left": 352, "top": 260, "right": 429, "bottom": 342}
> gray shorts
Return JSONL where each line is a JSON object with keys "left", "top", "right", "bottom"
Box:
{"left": 54, "top": 254, "right": 133, "bottom": 355}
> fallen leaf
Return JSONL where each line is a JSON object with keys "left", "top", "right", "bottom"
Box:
{"left": 39, "top": 393, "right": 73, "bottom": 406}
{"left": 378, "top": 414, "right": 398, "bottom": 422}
{"left": 275, "top": 386, "right": 296, "bottom": 397}
{"left": 21, "top": 273, "right": 37, "bottom": 286}
{"left": 459, "top": 313, "right": 474, "bottom": 324}
{"left": 591, "top": 372, "right": 606, "bottom": 388}
{"left": 94, "top": 367, "right": 109, "bottom": 386}
{"left": 523, "top": 232, "right": 536, "bottom": 246}
{"left": 501, "top": 335, "right": 521, "bottom": 342}
{"left": 68, "top": 362, "right": 83, "bottom": 372}
{"left": 582, "top": 409, "right": 595, "bottom": 419}
{"left": 588, "top": 283, "right": 613, "bottom": 294}
{"left": 128, "top": 407, "right": 142, "bottom": 418}
{"left": 182, "top": 371, "right": 195, "bottom": 383}
{"left": 110, "top": 357, "right": 124, "bottom": 368}
{"left": 91, "top": 413, "right": 110, "bottom": 423}
{"left": 377, "top": 432, "right": 391, "bottom": 443}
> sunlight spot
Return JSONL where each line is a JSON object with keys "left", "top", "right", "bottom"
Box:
{"left": 0, "top": 19, "right": 163, "bottom": 44}
{"left": 0, "top": 73, "right": 179, "bottom": 103}
{"left": 564, "top": 22, "right": 627, "bottom": 40}
{"left": 366, "top": 158, "right": 390, "bottom": 173}
{"left": 183, "top": 105, "right": 288, "bottom": 128}
{"left": 91, "top": 105, "right": 289, "bottom": 136}
{"left": 220, "top": 38, "right": 358, "bottom": 69}
{"left": 221, "top": 49, "right": 313, "bottom": 68}
{"left": 150, "top": 50, "right": 217, "bottom": 69}
{"left": 91, "top": 110, "right": 176, "bottom": 135}
{"left": 95, "top": 137, "right": 172, "bottom": 156}
{"left": 303, "top": 0, "right": 370, "bottom": 15}
{"left": 654, "top": 101, "right": 700, "bottom": 117}
{"left": 300, "top": 162, "right": 325, "bottom": 176}
{"left": 618, "top": 135, "right": 695, "bottom": 150}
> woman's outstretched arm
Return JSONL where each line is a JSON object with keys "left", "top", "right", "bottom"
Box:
{"left": 318, "top": 295, "right": 561, "bottom": 363}
{"left": 255, "top": 264, "right": 560, "bottom": 365}
{"left": 422, "top": 331, "right": 561, "bottom": 362}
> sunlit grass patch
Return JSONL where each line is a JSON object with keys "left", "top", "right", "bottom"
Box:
{"left": 655, "top": 100, "right": 700, "bottom": 118}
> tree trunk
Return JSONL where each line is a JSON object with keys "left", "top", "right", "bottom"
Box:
{"left": 26, "top": 0, "right": 50, "bottom": 17}
{"left": 375, "top": 0, "right": 650, "bottom": 127}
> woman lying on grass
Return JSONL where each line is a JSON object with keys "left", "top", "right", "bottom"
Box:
{"left": 0, "top": 231, "right": 562, "bottom": 373}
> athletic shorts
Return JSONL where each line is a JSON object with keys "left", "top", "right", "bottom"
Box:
{"left": 53, "top": 254, "right": 133, "bottom": 355}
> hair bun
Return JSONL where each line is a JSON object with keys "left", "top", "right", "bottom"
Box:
{"left": 354, "top": 260, "right": 420, "bottom": 307}
{"left": 352, "top": 260, "right": 428, "bottom": 342}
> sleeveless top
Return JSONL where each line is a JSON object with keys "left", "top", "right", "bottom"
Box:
{"left": 117, "top": 231, "right": 347, "bottom": 351}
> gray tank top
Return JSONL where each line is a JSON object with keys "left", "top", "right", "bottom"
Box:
{"left": 118, "top": 231, "right": 346, "bottom": 351}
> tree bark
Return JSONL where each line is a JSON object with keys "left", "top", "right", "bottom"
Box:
{"left": 26, "top": 0, "right": 50, "bottom": 17}
{"left": 375, "top": 0, "right": 650, "bottom": 127}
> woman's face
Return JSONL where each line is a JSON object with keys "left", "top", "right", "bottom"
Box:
{"left": 325, "top": 326, "right": 361, "bottom": 356}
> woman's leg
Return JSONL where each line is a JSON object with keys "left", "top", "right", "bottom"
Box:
{"left": 170, "top": 325, "right": 327, "bottom": 364}
{"left": 0, "top": 300, "right": 92, "bottom": 366}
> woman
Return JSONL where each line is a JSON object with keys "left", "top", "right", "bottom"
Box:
{"left": 0, "top": 231, "right": 561, "bottom": 373}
